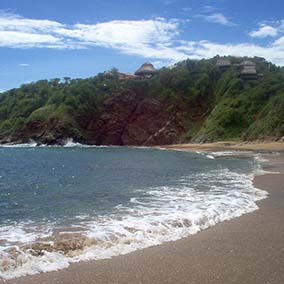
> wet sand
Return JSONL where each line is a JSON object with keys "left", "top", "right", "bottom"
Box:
{"left": 2, "top": 154, "right": 284, "bottom": 284}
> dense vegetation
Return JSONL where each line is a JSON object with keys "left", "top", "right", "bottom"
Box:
{"left": 0, "top": 56, "right": 284, "bottom": 145}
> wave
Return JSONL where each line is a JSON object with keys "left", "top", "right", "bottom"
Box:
{"left": 0, "top": 140, "right": 39, "bottom": 148}
{"left": 0, "top": 139, "right": 109, "bottom": 148}
{"left": 0, "top": 166, "right": 268, "bottom": 280}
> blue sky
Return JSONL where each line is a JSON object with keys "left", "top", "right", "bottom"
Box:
{"left": 0, "top": 0, "right": 284, "bottom": 91}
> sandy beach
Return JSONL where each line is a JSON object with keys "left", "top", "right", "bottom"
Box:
{"left": 1, "top": 149, "right": 284, "bottom": 284}
{"left": 162, "top": 141, "right": 284, "bottom": 152}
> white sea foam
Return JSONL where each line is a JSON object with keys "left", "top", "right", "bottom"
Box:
{"left": 194, "top": 150, "right": 256, "bottom": 160}
{"left": 197, "top": 151, "right": 280, "bottom": 175}
{"left": 210, "top": 150, "right": 254, "bottom": 157}
{"left": 0, "top": 166, "right": 268, "bottom": 280}
{"left": 0, "top": 138, "right": 108, "bottom": 148}
{"left": 62, "top": 139, "right": 106, "bottom": 148}
{"left": 206, "top": 154, "right": 215, "bottom": 159}
{"left": 62, "top": 139, "right": 89, "bottom": 148}
{"left": 0, "top": 223, "right": 53, "bottom": 244}
{"left": 0, "top": 140, "right": 38, "bottom": 148}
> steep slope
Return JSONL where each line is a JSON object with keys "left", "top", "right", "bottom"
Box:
{"left": 86, "top": 91, "right": 185, "bottom": 145}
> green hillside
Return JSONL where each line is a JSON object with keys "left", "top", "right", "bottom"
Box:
{"left": 0, "top": 56, "right": 284, "bottom": 145}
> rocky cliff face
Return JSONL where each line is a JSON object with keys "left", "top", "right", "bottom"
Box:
{"left": 86, "top": 91, "right": 185, "bottom": 146}
{"left": 25, "top": 118, "right": 77, "bottom": 145}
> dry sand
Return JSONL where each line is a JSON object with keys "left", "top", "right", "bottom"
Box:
{"left": 162, "top": 141, "right": 284, "bottom": 152}
{"left": 2, "top": 152, "right": 284, "bottom": 284}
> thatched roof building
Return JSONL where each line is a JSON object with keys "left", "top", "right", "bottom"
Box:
{"left": 241, "top": 60, "right": 256, "bottom": 67}
{"left": 240, "top": 66, "right": 258, "bottom": 80}
{"left": 118, "top": 73, "right": 140, "bottom": 80}
{"left": 135, "top": 63, "right": 157, "bottom": 77}
{"left": 239, "top": 60, "right": 258, "bottom": 79}
{"left": 216, "top": 58, "right": 231, "bottom": 71}
{"left": 216, "top": 58, "right": 231, "bottom": 68}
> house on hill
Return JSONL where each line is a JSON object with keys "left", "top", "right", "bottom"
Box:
{"left": 117, "top": 73, "right": 140, "bottom": 80}
{"left": 240, "top": 60, "right": 258, "bottom": 80}
{"left": 240, "top": 60, "right": 256, "bottom": 67}
{"left": 135, "top": 63, "right": 157, "bottom": 78}
{"left": 240, "top": 66, "right": 258, "bottom": 80}
{"left": 216, "top": 58, "right": 231, "bottom": 71}
{"left": 103, "top": 69, "right": 139, "bottom": 80}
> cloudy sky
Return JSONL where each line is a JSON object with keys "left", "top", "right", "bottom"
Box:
{"left": 0, "top": 0, "right": 284, "bottom": 90}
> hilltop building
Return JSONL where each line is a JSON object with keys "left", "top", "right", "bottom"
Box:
{"left": 216, "top": 58, "right": 231, "bottom": 70}
{"left": 104, "top": 63, "right": 157, "bottom": 80}
{"left": 240, "top": 60, "right": 258, "bottom": 80}
{"left": 240, "top": 60, "right": 256, "bottom": 67}
{"left": 117, "top": 73, "right": 140, "bottom": 80}
{"left": 214, "top": 57, "right": 261, "bottom": 80}
{"left": 240, "top": 67, "right": 258, "bottom": 80}
{"left": 135, "top": 63, "right": 157, "bottom": 78}
{"left": 103, "top": 69, "right": 139, "bottom": 80}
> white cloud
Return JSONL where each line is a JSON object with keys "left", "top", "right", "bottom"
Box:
{"left": 0, "top": 13, "right": 180, "bottom": 51}
{"left": 57, "top": 19, "right": 178, "bottom": 46}
{"left": 19, "top": 63, "right": 30, "bottom": 67}
{"left": 0, "top": 12, "right": 63, "bottom": 33}
{"left": 0, "top": 30, "right": 60, "bottom": 48}
{"left": 273, "top": 36, "right": 284, "bottom": 46}
{"left": 199, "top": 13, "right": 235, "bottom": 26}
{"left": 176, "top": 40, "right": 284, "bottom": 66}
{"left": 0, "top": 12, "right": 284, "bottom": 66}
{"left": 249, "top": 24, "right": 278, "bottom": 38}
{"left": 0, "top": 12, "right": 65, "bottom": 48}
{"left": 201, "top": 6, "right": 217, "bottom": 13}
{"left": 53, "top": 18, "right": 186, "bottom": 62}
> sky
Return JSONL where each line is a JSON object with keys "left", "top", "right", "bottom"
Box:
{"left": 0, "top": 0, "right": 284, "bottom": 91}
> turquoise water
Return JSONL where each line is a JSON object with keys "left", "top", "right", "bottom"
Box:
{"left": 0, "top": 146, "right": 267, "bottom": 279}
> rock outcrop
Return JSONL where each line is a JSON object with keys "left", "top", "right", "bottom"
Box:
{"left": 86, "top": 91, "right": 185, "bottom": 146}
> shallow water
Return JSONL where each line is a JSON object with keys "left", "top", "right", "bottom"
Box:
{"left": 0, "top": 146, "right": 267, "bottom": 279}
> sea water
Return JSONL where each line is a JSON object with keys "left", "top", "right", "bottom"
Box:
{"left": 0, "top": 145, "right": 267, "bottom": 279}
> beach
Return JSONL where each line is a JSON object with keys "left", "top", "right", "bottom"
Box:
{"left": 1, "top": 147, "right": 283, "bottom": 284}
{"left": 162, "top": 141, "right": 284, "bottom": 152}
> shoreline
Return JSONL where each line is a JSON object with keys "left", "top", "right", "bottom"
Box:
{"left": 161, "top": 141, "right": 284, "bottom": 153}
{"left": 0, "top": 140, "right": 283, "bottom": 152}
{"left": 1, "top": 151, "right": 284, "bottom": 284}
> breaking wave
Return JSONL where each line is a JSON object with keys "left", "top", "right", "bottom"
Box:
{"left": 0, "top": 139, "right": 108, "bottom": 148}
{"left": 0, "top": 166, "right": 267, "bottom": 280}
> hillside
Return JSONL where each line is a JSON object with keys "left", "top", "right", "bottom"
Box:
{"left": 0, "top": 56, "right": 284, "bottom": 146}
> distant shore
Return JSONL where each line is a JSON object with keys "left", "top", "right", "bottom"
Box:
{"left": 161, "top": 141, "right": 284, "bottom": 152}
{"left": 1, "top": 150, "right": 284, "bottom": 284}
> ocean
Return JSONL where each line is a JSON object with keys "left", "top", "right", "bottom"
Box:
{"left": 0, "top": 145, "right": 267, "bottom": 279}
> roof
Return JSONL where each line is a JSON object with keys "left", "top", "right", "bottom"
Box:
{"left": 241, "top": 60, "right": 256, "bottom": 67}
{"left": 118, "top": 72, "right": 140, "bottom": 80}
{"left": 216, "top": 58, "right": 231, "bottom": 67}
{"left": 241, "top": 66, "right": 257, "bottom": 75}
{"left": 135, "top": 63, "right": 156, "bottom": 75}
